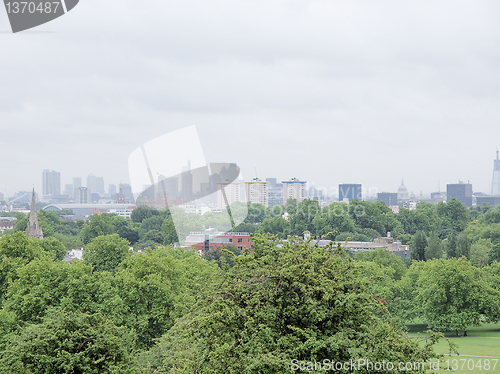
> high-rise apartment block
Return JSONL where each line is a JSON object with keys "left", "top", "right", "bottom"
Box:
{"left": 339, "top": 183, "right": 362, "bottom": 202}
{"left": 282, "top": 178, "right": 307, "bottom": 205}
{"left": 244, "top": 178, "right": 269, "bottom": 207}
{"left": 42, "top": 169, "right": 61, "bottom": 196}
{"left": 73, "top": 187, "right": 91, "bottom": 204}
{"left": 217, "top": 182, "right": 241, "bottom": 209}
{"left": 447, "top": 182, "right": 472, "bottom": 207}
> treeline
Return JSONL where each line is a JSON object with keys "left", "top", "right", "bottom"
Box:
{"left": 1, "top": 231, "right": 477, "bottom": 373}
{"left": 3, "top": 198, "right": 500, "bottom": 266}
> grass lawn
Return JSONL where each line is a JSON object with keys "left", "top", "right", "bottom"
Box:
{"left": 405, "top": 323, "right": 500, "bottom": 373}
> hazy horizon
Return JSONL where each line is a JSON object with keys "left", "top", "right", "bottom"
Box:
{"left": 2, "top": 1, "right": 500, "bottom": 197}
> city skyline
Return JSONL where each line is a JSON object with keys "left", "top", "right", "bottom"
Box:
{"left": 2, "top": 157, "right": 500, "bottom": 200}
{"left": 2, "top": 2, "right": 500, "bottom": 196}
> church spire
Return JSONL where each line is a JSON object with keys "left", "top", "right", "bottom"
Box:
{"left": 27, "top": 189, "right": 43, "bottom": 239}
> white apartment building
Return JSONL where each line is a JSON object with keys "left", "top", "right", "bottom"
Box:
{"left": 282, "top": 177, "right": 307, "bottom": 205}
{"left": 217, "top": 182, "right": 241, "bottom": 209}
{"left": 244, "top": 178, "right": 269, "bottom": 207}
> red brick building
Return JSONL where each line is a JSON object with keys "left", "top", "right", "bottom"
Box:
{"left": 185, "top": 228, "right": 252, "bottom": 255}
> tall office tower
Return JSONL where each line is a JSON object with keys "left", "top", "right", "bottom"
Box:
{"left": 282, "top": 177, "right": 307, "bottom": 205}
{"left": 119, "top": 183, "right": 134, "bottom": 202}
{"left": 73, "top": 177, "right": 82, "bottom": 190}
{"left": 165, "top": 177, "right": 179, "bottom": 199}
{"left": 339, "top": 183, "right": 362, "bottom": 202}
{"left": 73, "top": 187, "right": 91, "bottom": 204}
{"left": 377, "top": 192, "right": 398, "bottom": 206}
{"left": 244, "top": 178, "right": 269, "bottom": 207}
{"left": 87, "top": 174, "right": 97, "bottom": 195}
{"left": 95, "top": 177, "right": 105, "bottom": 195}
{"left": 447, "top": 182, "right": 473, "bottom": 207}
{"left": 492, "top": 151, "right": 500, "bottom": 195}
{"left": 0, "top": 192, "right": 4, "bottom": 202}
{"left": 217, "top": 181, "right": 241, "bottom": 209}
{"left": 266, "top": 178, "right": 277, "bottom": 189}
{"left": 42, "top": 169, "right": 61, "bottom": 196}
{"left": 181, "top": 161, "right": 193, "bottom": 203}
{"left": 64, "top": 184, "right": 73, "bottom": 197}
{"left": 108, "top": 184, "right": 117, "bottom": 197}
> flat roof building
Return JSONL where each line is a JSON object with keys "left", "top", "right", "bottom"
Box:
{"left": 244, "top": 178, "right": 269, "bottom": 207}
{"left": 282, "top": 178, "right": 307, "bottom": 205}
{"left": 447, "top": 182, "right": 473, "bottom": 207}
{"left": 339, "top": 184, "right": 362, "bottom": 202}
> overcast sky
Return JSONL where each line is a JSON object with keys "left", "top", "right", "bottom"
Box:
{"left": 1, "top": 0, "right": 500, "bottom": 198}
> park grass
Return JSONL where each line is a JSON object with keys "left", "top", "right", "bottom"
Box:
{"left": 405, "top": 322, "right": 500, "bottom": 373}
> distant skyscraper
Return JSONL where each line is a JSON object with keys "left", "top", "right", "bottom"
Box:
{"left": 108, "top": 184, "right": 117, "bottom": 197}
{"left": 42, "top": 169, "right": 61, "bottom": 196}
{"left": 377, "top": 192, "right": 398, "bottom": 206}
{"left": 283, "top": 178, "right": 307, "bottom": 205}
{"left": 217, "top": 181, "right": 241, "bottom": 209}
{"left": 397, "top": 180, "right": 409, "bottom": 201}
{"left": 119, "top": 183, "right": 134, "bottom": 202}
{"left": 95, "top": 177, "right": 105, "bottom": 195}
{"left": 27, "top": 189, "right": 43, "bottom": 239}
{"left": 266, "top": 178, "right": 277, "bottom": 189}
{"left": 64, "top": 184, "right": 73, "bottom": 197}
{"left": 0, "top": 192, "right": 4, "bottom": 202}
{"left": 245, "top": 178, "right": 269, "bottom": 207}
{"left": 339, "top": 184, "right": 362, "bottom": 202}
{"left": 74, "top": 187, "right": 91, "bottom": 204}
{"left": 447, "top": 182, "right": 473, "bottom": 207}
{"left": 492, "top": 151, "right": 500, "bottom": 196}
{"left": 181, "top": 161, "right": 193, "bottom": 203}
{"left": 87, "top": 173, "right": 97, "bottom": 193}
{"left": 73, "top": 177, "right": 82, "bottom": 190}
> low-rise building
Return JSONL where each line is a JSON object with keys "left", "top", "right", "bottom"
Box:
{"left": 185, "top": 228, "right": 252, "bottom": 254}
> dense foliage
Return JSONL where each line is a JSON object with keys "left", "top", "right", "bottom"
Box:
{"left": 1, "top": 198, "right": 500, "bottom": 372}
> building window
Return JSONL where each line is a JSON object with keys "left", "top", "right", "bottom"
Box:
{"left": 238, "top": 238, "right": 243, "bottom": 243}
{"left": 238, "top": 247, "right": 243, "bottom": 251}
{"left": 229, "top": 238, "right": 233, "bottom": 243}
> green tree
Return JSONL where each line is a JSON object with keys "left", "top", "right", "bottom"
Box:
{"left": 436, "top": 199, "right": 469, "bottom": 236}
{"left": 411, "top": 230, "right": 427, "bottom": 261}
{"left": 139, "top": 215, "right": 164, "bottom": 239}
{"left": 152, "top": 235, "right": 442, "bottom": 373}
{"left": 131, "top": 206, "right": 161, "bottom": 223}
{"left": 3, "top": 258, "right": 115, "bottom": 324}
{"left": 203, "top": 244, "right": 241, "bottom": 269}
{"left": 417, "top": 258, "right": 500, "bottom": 335}
{"left": 113, "top": 246, "right": 218, "bottom": 348}
{"left": 354, "top": 248, "right": 407, "bottom": 280}
{"left": 425, "top": 232, "right": 442, "bottom": 260}
{"left": 0, "top": 232, "right": 46, "bottom": 304}
{"left": 83, "top": 234, "right": 130, "bottom": 273}
{"left": 80, "top": 214, "right": 114, "bottom": 244}
{"left": 0, "top": 310, "right": 136, "bottom": 374}
{"left": 489, "top": 243, "right": 500, "bottom": 264}
{"left": 256, "top": 216, "right": 290, "bottom": 239}
{"left": 39, "top": 236, "right": 67, "bottom": 261}
{"left": 112, "top": 215, "right": 140, "bottom": 244}
{"left": 456, "top": 232, "right": 471, "bottom": 259}
{"left": 161, "top": 216, "right": 179, "bottom": 245}
{"left": 469, "top": 243, "right": 489, "bottom": 268}
{"left": 445, "top": 234, "right": 457, "bottom": 259}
